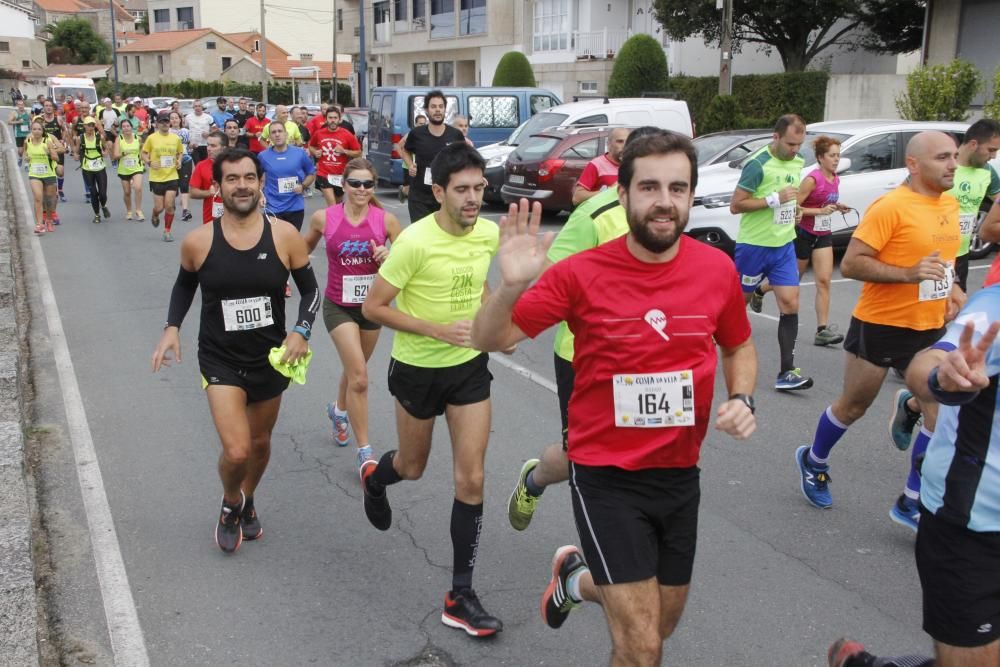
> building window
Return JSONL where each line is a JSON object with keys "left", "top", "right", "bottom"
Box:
{"left": 221, "top": 56, "right": 232, "bottom": 70}
{"left": 123, "top": 55, "right": 128, "bottom": 74}
{"left": 0, "top": 41, "right": 9, "bottom": 53}
{"left": 206, "top": 41, "right": 216, "bottom": 50}
{"left": 413, "top": 62, "right": 430, "bottom": 86}
{"left": 153, "top": 8, "right": 169, "bottom": 31}
{"left": 176, "top": 6, "right": 194, "bottom": 29}
{"left": 374, "top": 1, "right": 390, "bottom": 43}
{"left": 434, "top": 60, "right": 454, "bottom": 86}
{"left": 533, "top": 0, "right": 569, "bottom": 52}
{"left": 579, "top": 81, "right": 597, "bottom": 93}
{"left": 413, "top": 0, "right": 426, "bottom": 27}
{"left": 336, "top": 8, "right": 343, "bottom": 30}
{"left": 459, "top": 0, "right": 485, "bottom": 35}
{"left": 21, "top": 60, "right": 29, "bottom": 68}
{"left": 430, "top": 0, "right": 454, "bottom": 38}
{"left": 135, "top": 55, "right": 141, "bottom": 73}
{"left": 393, "top": 0, "right": 407, "bottom": 21}
{"left": 158, "top": 54, "right": 164, "bottom": 73}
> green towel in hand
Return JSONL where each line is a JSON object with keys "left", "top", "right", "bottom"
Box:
{"left": 268, "top": 346, "right": 313, "bottom": 385}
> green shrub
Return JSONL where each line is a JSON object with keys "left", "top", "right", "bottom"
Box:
{"left": 492, "top": 52, "right": 536, "bottom": 87}
{"left": 608, "top": 34, "right": 668, "bottom": 97}
{"left": 669, "top": 71, "right": 828, "bottom": 133}
{"left": 896, "top": 59, "right": 984, "bottom": 121}
{"left": 698, "top": 95, "right": 745, "bottom": 134}
{"left": 984, "top": 65, "right": 1000, "bottom": 120}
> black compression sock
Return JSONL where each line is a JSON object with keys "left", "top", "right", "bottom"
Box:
{"left": 369, "top": 450, "right": 402, "bottom": 492}
{"left": 450, "top": 498, "right": 483, "bottom": 592}
{"left": 778, "top": 313, "right": 798, "bottom": 373}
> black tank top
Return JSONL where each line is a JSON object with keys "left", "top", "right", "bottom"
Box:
{"left": 198, "top": 218, "right": 288, "bottom": 368}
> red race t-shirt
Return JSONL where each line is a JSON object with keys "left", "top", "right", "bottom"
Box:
{"left": 576, "top": 153, "right": 621, "bottom": 193}
{"left": 306, "top": 113, "right": 326, "bottom": 137}
{"left": 308, "top": 126, "right": 360, "bottom": 178}
{"left": 189, "top": 157, "right": 219, "bottom": 224}
{"left": 244, "top": 116, "right": 271, "bottom": 153}
{"left": 512, "top": 235, "right": 751, "bottom": 470}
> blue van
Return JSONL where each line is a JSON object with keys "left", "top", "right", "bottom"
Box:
{"left": 367, "top": 86, "right": 561, "bottom": 186}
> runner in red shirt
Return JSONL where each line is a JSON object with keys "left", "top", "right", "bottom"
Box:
{"left": 308, "top": 106, "right": 361, "bottom": 205}
{"left": 306, "top": 102, "right": 328, "bottom": 137}
{"left": 188, "top": 131, "right": 225, "bottom": 224}
{"left": 244, "top": 103, "right": 271, "bottom": 154}
{"left": 472, "top": 131, "right": 757, "bottom": 665}
{"left": 572, "top": 127, "right": 629, "bottom": 207}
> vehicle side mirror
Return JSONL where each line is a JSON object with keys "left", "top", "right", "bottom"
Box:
{"left": 836, "top": 158, "right": 851, "bottom": 174}
{"left": 728, "top": 159, "right": 741, "bottom": 169}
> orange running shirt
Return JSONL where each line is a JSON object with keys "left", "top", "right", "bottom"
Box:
{"left": 852, "top": 185, "right": 960, "bottom": 331}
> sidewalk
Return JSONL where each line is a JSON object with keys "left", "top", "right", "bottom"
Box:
{"left": 0, "top": 121, "right": 41, "bottom": 665}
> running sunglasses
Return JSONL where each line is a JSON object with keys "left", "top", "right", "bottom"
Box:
{"left": 345, "top": 178, "right": 376, "bottom": 189}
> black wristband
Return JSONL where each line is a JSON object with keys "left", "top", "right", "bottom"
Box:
{"left": 928, "top": 366, "right": 980, "bottom": 406}
{"left": 728, "top": 393, "right": 755, "bottom": 414}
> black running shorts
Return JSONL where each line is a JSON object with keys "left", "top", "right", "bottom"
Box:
{"left": 793, "top": 227, "right": 833, "bottom": 261}
{"left": 554, "top": 353, "right": 574, "bottom": 450}
{"left": 272, "top": 209, "right": 305, "bottom": 231}
{"left": 569, "top": 462, "right": 700, "bottom": 587}
{"left": 150, "top": 179, "right": 180, "bottom": 196}
{"left": 199, "top": 357, "right": 289, "bottom": 404}
{"left": 916, "top": 507, "right": 1000, "bottom": 648}
{"left": 388, "top": 353, "right": 492, "bottom": 420}
{"left": 955, "top": 254, "right": 970, "bottom": 293}
{"left": 843, "top": 317, "right": 945, "bottom": 371}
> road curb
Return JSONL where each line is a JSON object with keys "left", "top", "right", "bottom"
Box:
{"left": 0, "top": 122, "right": 40, "bottom": 664}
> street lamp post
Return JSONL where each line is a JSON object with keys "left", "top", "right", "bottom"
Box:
{"left": 332, "top": 0, "right": 338, "bottom": 104}
{"left": 109, "top": 0, "right": 120, "bottom": 94}
{"left": 358, "top": 0, "right": 367, "bottom": 106}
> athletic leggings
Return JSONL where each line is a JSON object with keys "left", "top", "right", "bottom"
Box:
{"left": 82, "top": 170, "right": 108, "bottom": 214}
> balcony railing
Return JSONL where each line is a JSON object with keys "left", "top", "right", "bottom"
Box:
{"left": 571, "top": 27, "right": 667, "bottom": 58}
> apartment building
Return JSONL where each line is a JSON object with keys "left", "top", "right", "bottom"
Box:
{"left": 0, "top": 0, "right": 45, "bottom": 74}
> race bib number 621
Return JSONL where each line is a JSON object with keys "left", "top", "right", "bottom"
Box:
{"left": 613, "top": 370, "right": 695, "bottom": 428}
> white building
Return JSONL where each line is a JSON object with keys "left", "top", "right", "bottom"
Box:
{"left": 0, "top": 0, "right": 46, "bottom": 76}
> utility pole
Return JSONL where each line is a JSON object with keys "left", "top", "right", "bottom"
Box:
{"left": 718, "top": 0, "right": 733, "bottom": 96}
{"left": 109, "top": 0, "right": 120, "bottom": 94}
{"left": 332, "top": 0, "right": 338, "bottom": 104}
{"left": 260, "top": 0, "right": 269, "bottom": 104}
{"left": 358, "top": 0, "right": 367, "bottom": 106}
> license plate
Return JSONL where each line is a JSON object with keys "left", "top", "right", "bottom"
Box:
{"left": 509, "top": 174, "right": 525, "bottom": 185}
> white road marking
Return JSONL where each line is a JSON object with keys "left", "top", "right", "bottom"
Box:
{"left": 798, "top": 262, "right": 990, "bottom": 286}
{"left": 6, "top": 142, "right": 150, "bottom": 666}
{"left": 488, "top": 353, "right": 557, "bottom": 394}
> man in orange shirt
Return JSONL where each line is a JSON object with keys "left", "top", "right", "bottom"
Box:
{"left": 794, "top": 131, "right": 964, "bottom": 530}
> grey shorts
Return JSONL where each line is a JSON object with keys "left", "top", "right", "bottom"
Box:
{"left": 31, "top": 176, "right": 57, "bottom": 187}
{"left": 322, "top": 298, "right": 380, "bottom": 332}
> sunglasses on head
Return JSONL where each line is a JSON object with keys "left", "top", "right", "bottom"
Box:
{"left": 345, "top": 178, "right": 376, "bottom": 189}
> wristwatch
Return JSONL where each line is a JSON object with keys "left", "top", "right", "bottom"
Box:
{"left": 729, "top": 393, "right": 755, "bottom": 414}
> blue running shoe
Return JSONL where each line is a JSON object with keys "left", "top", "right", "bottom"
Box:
{"left": 796, "top": 445, "right": 832, "bottom": 509}
{"left": 326, "top": 402, "right": 352, "bottom": 447}
{"left": 889, "top": 494, "right": 919, "bottom": 532}
{"left": 356, "top": 445, "right": 374, "bottom": 469}
{"left": 776, "top": 368, "right": 813, "bottom": 391}
{"left": 888, "top": 389, "right": 920, "bottom": 451}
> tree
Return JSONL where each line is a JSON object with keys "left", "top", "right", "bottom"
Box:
{"left": 492, "top": 52, "right": 536, "bottom": 87}
{"left": 607, "top": 34, "right": 669, "bottom": 97}
{"left": 137, "top": 14, "right": 149, "bottom": 35}
{"left": 896, "top": 60, "right": 984, "bottom": 121}
{"left": 44, "top": 18, "right": 111, "bottom": 65}
{"left": 652, "top": 0, "right": 924, "bottom": 72}
{"left": 984, "top": 66, "right": 1000, "bottom": 121}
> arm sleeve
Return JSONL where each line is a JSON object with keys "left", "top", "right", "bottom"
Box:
{"left": 290, "top": 263, "right": 320, "bottom": 331}
{"left": 736, "top": 159, "right": 763, "bottom": 194}
{"left": 166, "top": 266, "right": 199, "bottom": 328}
{"left": 548, "top": 206, "right": 598, "bottom": 263}
{"left": 511, "top": 260, "right": 574, "bottom": 339}
{"left": 576, "top": 162, "right": 599, "bottom": 192}
{"left": 712, "top": 258, "right": 754, "bottom": 348}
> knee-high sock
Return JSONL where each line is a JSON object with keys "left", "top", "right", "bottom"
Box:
{"left": 450, "top": 498, "right": 483, "bottom": 592}
{"left": 809, "top": 406, "right": 848, "bottom": 466}
{"left": 367, "top": 450, "right": 402, "bottom": 494}
{"left": 904, "top": 427, "right": 932, "bottom": 498}
{"left": 778, "top": 313, "right": 798, "bottom": 374}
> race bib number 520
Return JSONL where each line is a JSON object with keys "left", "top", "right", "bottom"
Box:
{"left": 221, "top": 296, "right": 274, "bottom": 331}
{"left": 613, "top": 370, "right": 695, "bottom": 428}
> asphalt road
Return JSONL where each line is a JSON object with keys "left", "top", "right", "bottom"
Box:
{"left": 22, "top": 165, "right": 992, "bottom": 666}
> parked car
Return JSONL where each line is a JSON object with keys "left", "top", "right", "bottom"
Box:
{"left": 484, "top": 97, "right": 694, "bottom": 202}
{"left": 501, "top": 125, "right": 631, "bottom": 214}
{"left": 692, "top": 129, "right": 771, "bottom": 166}
{"left": 684, "top": 120, "right": 980, "bottom": 256}
{"left": 367, "top": 86, "right": 562, "bottom": 185}
{"left": 343, "top": 106, "right": 369, "bottom": 142}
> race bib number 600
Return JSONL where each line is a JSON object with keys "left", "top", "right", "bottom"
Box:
{"left": 221, "top": 296, "right": 274, "bottom": 331}
{"left": 613, "top": 370, "right": 695, "bottom": 428}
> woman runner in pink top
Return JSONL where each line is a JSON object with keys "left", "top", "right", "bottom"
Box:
{"left": 305, "top": 158, "right": 402, "bottom": 467}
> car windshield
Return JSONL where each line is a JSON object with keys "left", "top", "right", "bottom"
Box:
{"left": 512, "top": 135, "right": 562, "bottom": 161}
{"left": 511, "top": 112, "right": 569, "bottom": 146}
{"left": 54, "top": 86, "right": 97, "bottom": 105}
{"left": 693, "top": 134, "right": 749, "bottom": 164}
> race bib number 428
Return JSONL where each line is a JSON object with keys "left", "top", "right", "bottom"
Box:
{"left": 613, "top": 370, "right": 695, "bottom": 428}
{"left": 221, "top": 296, "right": 274, "bottom": 331}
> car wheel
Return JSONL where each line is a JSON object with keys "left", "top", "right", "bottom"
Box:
{"left": 969, "top": 210, "right": 996, "bottom": 260}
{"left": 687, "top": 229, "right": 734, "bottom": 256}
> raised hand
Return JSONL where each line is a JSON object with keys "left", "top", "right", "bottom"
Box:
{"left": 497, "top": 198, "right": 554, "bottom": 288}
{"left": 937, "top": 320, "right": 1000, "bottom": 392}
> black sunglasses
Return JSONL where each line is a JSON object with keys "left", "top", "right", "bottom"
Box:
{"left": 345, "top": 178, "right": 376, "bottom": 189}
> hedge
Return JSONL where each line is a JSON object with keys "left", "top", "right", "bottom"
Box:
{"left": 669, "top": 71, "right": 829, "bottom": 132}
{"left": 607, "top": 34, "right": 669, "bottom": 98}
{"left": 96, "top": 79, "right": 354, "bottom": 106}
{"left": 493, "top": 52, "right": 536, "bottom": 87}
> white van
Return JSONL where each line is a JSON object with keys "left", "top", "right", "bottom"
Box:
{"left": 46, "top": 76, "right": 98, "bottom": 106}
{"left": 483, "top": 97, "right": 692, "bottom": 200}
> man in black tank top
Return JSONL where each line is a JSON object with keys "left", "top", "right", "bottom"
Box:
{"left": 152, "top": 148, "right": 321, "bottom": 554}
